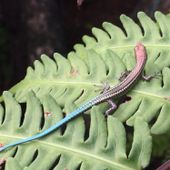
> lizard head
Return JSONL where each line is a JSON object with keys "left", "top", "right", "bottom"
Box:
{"left": 134, "top": 42, "right": 147, "bottom": 65}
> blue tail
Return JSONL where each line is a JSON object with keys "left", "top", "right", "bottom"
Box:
{"left": 0, "top": 100, "right": 94, "bottom": 152}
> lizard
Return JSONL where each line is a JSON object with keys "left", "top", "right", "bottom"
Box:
{"left": 0, "top": 42, "right": 148, "bottom": 152}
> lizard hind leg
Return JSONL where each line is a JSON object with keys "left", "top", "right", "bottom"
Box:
{"left": 94, "top": 82, "right": 111, "bottom": 93}
{"left": 105, "top": 99, "right": 117, "bottom": 116}
{"left": 95, "top": 82, "right": 117, "bottom": 115}
{"left": 101, "top": 82, "right": 111, "bottom": 93}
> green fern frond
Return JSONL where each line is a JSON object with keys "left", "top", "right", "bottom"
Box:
{"left": 0, "top": 91, "right": 151, "bottom": 170}
{"left": 2, "top": 11, "right": 170, "bottom": 135}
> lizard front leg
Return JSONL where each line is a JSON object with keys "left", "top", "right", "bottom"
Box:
{"left": 142, "top": 72, "right": 161, "bottom": 81}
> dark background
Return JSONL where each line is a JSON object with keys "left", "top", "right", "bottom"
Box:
{"left": 0, "top": 0, "right": 170, "bottom": 169}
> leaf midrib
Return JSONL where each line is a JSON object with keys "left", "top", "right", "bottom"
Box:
{"left": 0, "top": 133, "right": 135, "bottom": 170}
{"left": 8, "top": 79, "right": 166, "bottom": 101}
